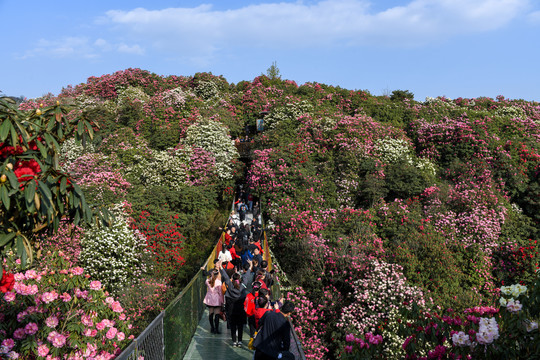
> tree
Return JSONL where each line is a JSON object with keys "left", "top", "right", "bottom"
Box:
{"left": 266, "top": 61, "right": 281, "bottom": 81}
{"left": 0, "top": 97, "right": 109, "bottom": 280}
{"left": 390, "top": 89, "right": 414, "bottom": 101}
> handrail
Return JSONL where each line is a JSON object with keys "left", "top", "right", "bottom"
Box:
{"left": 115, "top": 312, "right": 165, "bottom": 360}
{"left": 259, "top": 202, "right": 306, "bottom": 359}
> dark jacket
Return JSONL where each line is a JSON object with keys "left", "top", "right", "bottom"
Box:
{"left": 220, "top": 267, "right": 247, "bottom": 324}
{"left": 253, "top": 310, "right": 291, "bottom": 358}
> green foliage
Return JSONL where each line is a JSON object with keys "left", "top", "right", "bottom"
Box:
{"left": 385, "top": 160, "right": 433, "bottom": 201}
{"left": 375, "top": 202, "right": 493, "bottom": 311}
{"left": 128, "top": 183, "right": 226, "bottom": 288}
{"left": 190, "top": 72, "right": 229, "bottom": 94}
{"left": 265, "top": 61, "right": 282, "bottom": 82}
{"left": 117, "top": 103, "right": 145, "bottom": 130}
{"left": 80, "top": 104, "right": 118, "bottom": 144}
{"left": 0, "top": 97, "right": 108, "bottom": 268}
{"left": 390, "top": 89, "right": 414, "bottom": 101}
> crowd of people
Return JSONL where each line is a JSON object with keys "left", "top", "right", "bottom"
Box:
{"left": 202, "top": 187, "right": 296, "bottom": 360}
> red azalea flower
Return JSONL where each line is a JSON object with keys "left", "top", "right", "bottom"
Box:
{"left": 13, "top": 159, "right": 41, "bottom": 188}
{"left": 0, "top": 271, "right": 15, "bottom": 293}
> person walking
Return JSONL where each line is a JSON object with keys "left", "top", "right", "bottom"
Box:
{"left": 219, "top": 261, "right": 247, "bottom": 347}
{"left": 253, "top": 301, "right": 296, "bottom": 360}
{"left": 239, "top": 200, "right": 248, "bottom": 222}
{"left": 244, "top": 281, "right": 262, "bottom": 340}
{"left": 201, "top": 267, "right": 224, "bottom": 334}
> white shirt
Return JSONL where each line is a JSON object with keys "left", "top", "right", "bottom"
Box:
{"left": 218, "top": 250, "right": 232, "bottom": 262}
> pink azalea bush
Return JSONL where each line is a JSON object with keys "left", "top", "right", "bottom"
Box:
{"left": 0, "top": 252, "right": 132, "bottom": 359}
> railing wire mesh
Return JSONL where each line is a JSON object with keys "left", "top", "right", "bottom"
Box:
{"left": 115, "top": 312, "right": 165, "bottom": 360}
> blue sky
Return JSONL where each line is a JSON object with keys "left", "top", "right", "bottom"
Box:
{"left": 1, "top": 0, "right": 539, "bottom": 101}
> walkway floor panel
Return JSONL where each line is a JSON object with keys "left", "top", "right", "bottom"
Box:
{"left": 183, "top": 308, "right": 253, "bottom": 360}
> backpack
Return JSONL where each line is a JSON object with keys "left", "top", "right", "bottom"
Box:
{"left": 244, "top": 293, "right": 256, "bottom": 316}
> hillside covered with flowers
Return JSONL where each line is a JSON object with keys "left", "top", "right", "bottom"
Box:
{"left": 1, "top": 68, "right": 539, "bottom": 359}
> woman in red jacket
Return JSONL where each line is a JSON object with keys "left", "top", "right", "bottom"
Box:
{"left": 244, "top": 281, "right": 262, "bottom": 340}
{"left": 253, "top": 293, "right": 279, "bottom": 329}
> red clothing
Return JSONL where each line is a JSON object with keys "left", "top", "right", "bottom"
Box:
{"left": 224, "top": 232, "right": 232, "bottom": 246}
{"left": 222, "top": 261, "right": 234, "bottom": 271}
{"left": 254, "top": 241, "right": 263, "bottom": 255}
{"left": 229, "top": 246, "right": 240, "bottom": 260}
{"left": 255, "top": 276, "right": 269, "bottom": 292}
{"left": 254, "top": 307, "right": 279, "bottom": 329}
{"left": 244, "top": 292, "right": 258, "bottom": 316}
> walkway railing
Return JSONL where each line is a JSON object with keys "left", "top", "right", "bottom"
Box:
{"left": 259, "top": 207, "right": 306, "bottom": 360}
{"left": 115, "top": 312, "right": 165, "bottom": 360}
{"left": 116, "top": 196, "right": 306, "bottom": 360}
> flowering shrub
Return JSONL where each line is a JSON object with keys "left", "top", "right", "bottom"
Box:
{"left": 117, "top": 275, "right": 173, "bottom": 334}
{"left": 342, "top": 332, "right": 385, "bottom": 360}
{"left": 264, "top": 100, "right": 314, "bottom": 130}
{"left": 161, "top": 87, "right": 194, "bottom": 108}
{"left": 0, "top": 252, "right": 132, "bottom": 359}
{"left": 173, "top": 145, "right": 217, "bottom": 186}
{"left": 131, "top": 210, "right": 185, "bottom": 277}
{"left": 141, "top": 89, "right": 201, "bottom": 149}
{"left": 194, "top": 80, "right": 220, "bottom": 101}
{"left": 374, "top": 137, "right": 414, "bottom": 165}
{"left": 59, "top": 138, "right": 95, "bottom": 171}
{"left": 492, "top": 239, "right": 540, "bottom": 286}
{"left": 134, "top": 149, "right": 188, "bottom": 191}
{"left": 183, "top": 118, "right": 239, "bottom": 181}
{"left": 285, "top": 287, "right": 329, "bottom": 359}
{"left": 40, "top": 221, "right": 85, "bottom": 263}
{"left": 117, "top": 86, "right": 150, "bottom": 108}
{"left": 75, "top": 68, "right": 187, "bottom": 100}
{"left": 0, "top": 97, "right": 102, "bottom": 268}
{"left": 67, "top": 152, "right": 132, "bottom": 208}
{"left": 79, "top": 220, "right": 146, "bottom": 293}
{"left": 338, "top": 259, "right": 427, "bottom": 335}
{"left": 73, "top": 94, "right": 117, "bottom": 117}
{"left": 385, "top": 277, "right": 540, "bottom": 359}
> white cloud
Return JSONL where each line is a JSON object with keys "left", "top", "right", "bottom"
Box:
{"left": 117, "top": 43, "right": 145, "bottom": 55}
{"left": 18, "top": 36, "right": 144, "bottom": 60}
{"left": 20, "top": 1, "right": 531, "bottom": 64}
{"left": 102, "top": 0, "right": 530, "bottom": 54}
{"left": 94, "top": 38, "right": 112, "bottom": 50}
{"left": 94, "top": 38, "right": 145, "bottom": 54}
{"left": 19, "top": 37, "right": 99, "bottom": 60}
{"left": 527, "top": 10, "right": 540, "bottom": 23}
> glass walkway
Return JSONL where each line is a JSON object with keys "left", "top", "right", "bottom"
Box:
{"left": 182, "top": 308, "right": 253, "bottom": 359}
